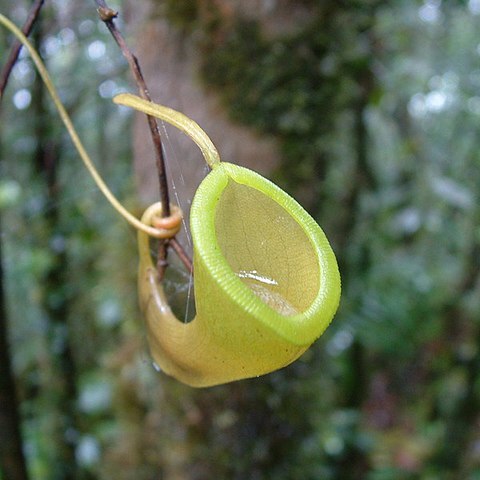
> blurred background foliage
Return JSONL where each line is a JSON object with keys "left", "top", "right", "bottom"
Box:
{"left": 0, "top": 0, "right": 480, "bottom": 479}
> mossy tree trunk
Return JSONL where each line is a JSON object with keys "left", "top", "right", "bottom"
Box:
{"left": 127, "top": 1, "right": 383, "bottom": 478}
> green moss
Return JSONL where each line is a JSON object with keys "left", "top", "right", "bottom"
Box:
{"left": 197, "top": 8, "right": 374, "bottom": 196}
{"left": 163, "top": 0, "right": 199, "bottom": 33}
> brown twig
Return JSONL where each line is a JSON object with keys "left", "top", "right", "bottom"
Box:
{"left": 94, "top": 1, "right": 192, "bottom": 280}
{"left": 0, "top": 0, "right": 46, "bottom": 99}
{"left": 170, "top": 238, "right": 193, "bottom": 274}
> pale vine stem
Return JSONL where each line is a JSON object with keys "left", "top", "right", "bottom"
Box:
{"left": 0, "top": 0, "right": 193, "bottom": 276}
{"left": 0, "top": 13, "right": 187, "bottom": 239}
{"left": 93, "top": 0, "right": 193, "bottom": 278}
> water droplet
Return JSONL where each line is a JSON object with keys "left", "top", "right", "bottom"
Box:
{"left": 152, "top": 362, "right": 161, "bottom": 373}
{"left": 236, "top": 270, "right": 297, "bottom": 315}
{"left": 236, "top": 270, "right": 278, "bottom": 286}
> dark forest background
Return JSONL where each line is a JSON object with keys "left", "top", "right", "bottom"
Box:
{"left": 1, "top": 1, "right": 480, "bottom": 479}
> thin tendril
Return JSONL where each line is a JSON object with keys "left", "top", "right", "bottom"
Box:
{"left": 0, "top": 13, "right": 169, "bottom": 239}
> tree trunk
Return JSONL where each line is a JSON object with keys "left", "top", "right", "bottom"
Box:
{"left": 30, "top": 27, "right": 80, "bottom": 480}
{"left": 0, "top": 215, "right": 30, "bottom": 480}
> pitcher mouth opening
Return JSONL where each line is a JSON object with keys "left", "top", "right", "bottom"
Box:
{"left": 190, "top": 162, "right": 339, "bottom": 346}
{"left": 215, "top": 179, "right": 318, "bottom": 316}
